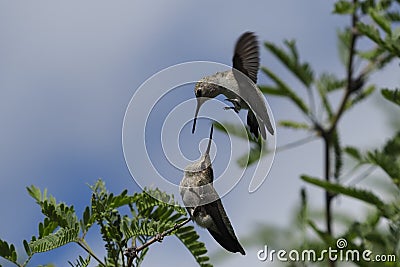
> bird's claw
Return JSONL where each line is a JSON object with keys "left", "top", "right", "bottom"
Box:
{"left": 124, "top": 247, "right": 137, "bottom": 258}
{"left": 155, "top": 233, "right": 163, "bottom": 242}
{"left": 224, "top": 106, "right": 239, "bottom": 113}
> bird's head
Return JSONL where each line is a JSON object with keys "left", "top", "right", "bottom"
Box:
{"left": 192, "top": 80, "right": 219, "bottom": 134}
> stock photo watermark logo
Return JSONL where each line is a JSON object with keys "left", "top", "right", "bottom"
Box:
{"left": 257, "top": 238, "right": 397, "bottom": 263}
{"left": 122, "top": 61, "right": 276, "bottom": 204}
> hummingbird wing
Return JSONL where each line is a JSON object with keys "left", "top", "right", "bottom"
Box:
{"left": 232, "top": 31, "right": 259, "bottom": 83}
{"left": 231, "top": 32, "right": 274, "bottom": 138}
{"left": 203, "top": 189, "right": 246, "bottom": 255}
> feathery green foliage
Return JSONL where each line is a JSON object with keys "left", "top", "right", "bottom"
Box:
{"left": 264, "top": 40, "right": 314, "bottom": 88}
{"left": 0, "top": 239, "right": 18, "bottom": 265}
{"left": 381, "top": 88, "right": 400, "bottom": 106}
{"left": 229, "top": 1, "right": 400, "bottom": 266}
{"left": 68, "top": 255, "right": 90, "bottom": 267}
{"left": 0, "top": 180, "right": 212, "bottom": 266}
{"left": 261, "top": 66, "right": 310, "bottom": 115}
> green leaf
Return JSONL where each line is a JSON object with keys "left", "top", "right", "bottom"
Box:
{"left": 175, "top": 225, "right": 213, "bottom": 267}
{"left": 296, "top": 188, "right": 308, "bottom": 230}
{"left": 279, "top": 120, "right": 310, "bottom": 130}
{"left": 236, "top": 145, "right": 263, "bottom": 168}
{"left": 356, "top": 22, "right": 384, "bottom": 45}
{"left": 369, "top": 8, "right": 392, "bottom": 34}
{"left": 393, "top": 26, "right": 400, "bottom": 40}
{"left": 23, "top": 239, "right": 31, "bottom": 256}
{"left": 214, "top": 121, "right": 264, "bottom": 167}
{"left": 316, "top": 73, "right": 339, "bottom": 119}
{"left": 68, "top": 255, "right": 91, "bottom": 267}
{"left": 213, "top": 122, "right": 248, "bottom": 140}
{"left": 258, "top": 85, "right": 288, "bottom": 96}
{"left": 333, "top": 0, "right": 354, "bottom": 14}
{"left": 344, "top": 146, "right": 362, "bottom": 161}
{"left": 264, "top": 40, "right": 314, "bottom": 88}
{"left": 26, "top": 185, "right": 43, "bottom": 203}
{"left": 80, "top": 206, "right": 94, "bottom": 233}
{"left": 121, "top": 218, "right": 158, "bottom": 240}
{"left": 261, "top": 66, "right": 310, "bottom": 114}
{"left": 364, "top": 131, "right": 400, "bottom": 188}
{"left": 345, "top": 84, "right": 376, "bottom": 111}
{"left": 27, "top": 185, "right": 80, "bottom": 231}
{"left": 337, "top": 28, "right": 352, "bottom": 66}
{"left": 381, "top": 88, "right": 400, "bottom": 106}
{"left": 308, "top": 220, "right": 335, "bottom": 245}
{"left": 387, "top": 11, "right": 400, "bottom": 22}
{"left": 318, "top": 73, "right": 346, "bottom": 93}
{"left": 357, "top": 46, "right": 386, "bottom": 61}
{"left": 119, "top": 187, "right": 212, "bottom": 266}
{"left": 301, "top": 175, "right": 394, "bottom": 217}
{"left": 0, "top": 239, "right": 18, "bottom": 264}
{"left": 38, "top": 218, "right": 58, "bottom": 239}
{"left": 29, "top": 227, "right": 80, "bottom": 253}
{"left": 367, "top": 150, "right": 400, "bottom": 188}
{"left": 135, "top": 246, "right": 149, "bottom": 267}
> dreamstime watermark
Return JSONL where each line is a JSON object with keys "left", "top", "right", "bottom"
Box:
{"left": 257, "top": 238, "right": 397, "bottom": 263}
{"left": 122, "top": 61, "right": 277, "bottom": 205}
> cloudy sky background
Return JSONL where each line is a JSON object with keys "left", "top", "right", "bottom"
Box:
{"left": 0, "top": 1, "right": 399, "bottom": 266}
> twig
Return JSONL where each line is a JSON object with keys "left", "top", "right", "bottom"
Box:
{"left": 125, "top": 217, "right": 192, "bottom": 267}
{"left": 328, "top": 0, "right": 359, "bottom": 135}
{"left": 77, "top": 240, "right": 106, "bottom": 267}
{"left": 323, "top": 135, "right": 333, "bottom": 230}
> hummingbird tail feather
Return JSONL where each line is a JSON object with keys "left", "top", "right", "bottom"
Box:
{"left": 247, "top": 110, "right": 260, "bottom": 139}
{"left": 208, "top": 228, "right": 246, "bottom": 255}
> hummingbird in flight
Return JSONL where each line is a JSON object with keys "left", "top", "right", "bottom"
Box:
{"left": 192, "top": 32, "right": 274, "bottom": 139}
{"left": 180, "top": 125, "right": 246, "bottom": 255}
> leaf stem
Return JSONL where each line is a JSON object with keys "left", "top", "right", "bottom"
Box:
{"left": 77, "top": 239, "right": 106, "bottom": 267}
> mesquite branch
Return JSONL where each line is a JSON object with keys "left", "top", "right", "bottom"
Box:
{"left": 124, "top": 217, "right": 192, "bottom": 267}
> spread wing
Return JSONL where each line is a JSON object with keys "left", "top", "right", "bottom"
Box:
{"left": 231, "top": 32, "right": 274, "bottom": 138}
{"left": 232, "top": 32, "right": 259, "bottom": 83}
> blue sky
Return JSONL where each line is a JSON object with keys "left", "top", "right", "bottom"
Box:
{"left": 0, "top": 1, "right": 399, "bottom": 266}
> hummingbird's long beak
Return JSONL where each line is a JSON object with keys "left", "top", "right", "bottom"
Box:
{"left": 200, "top": 124, "right": 214, "bottom": 170}
{"left": 205, "top": 124, "right": 213, "bottom": 156}
{"left": 192, "top": 97, "right": 205, "bottom": 134}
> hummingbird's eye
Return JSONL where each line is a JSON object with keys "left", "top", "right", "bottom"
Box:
{"left": 196, "top": 89, "right": 202, "bottom": 97}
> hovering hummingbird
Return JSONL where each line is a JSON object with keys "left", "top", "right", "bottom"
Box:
{"left": 180, "top": 125, "right": 246, "bottom": 255}
{"left": 192, "top": 32, "right": 274, "bottom": 139}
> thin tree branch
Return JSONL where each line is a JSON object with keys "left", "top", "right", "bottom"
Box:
{"left": 323, "top": 135, "right": 333, "bottom": 233}
{"left": 125, "top": 217, "right": 192, "bottom": 267}
{"left": 77, "top": 240, "right": 106, "bottom": 267}
{"left": 328, "top": 0, "right": 359, "bottom": 135}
